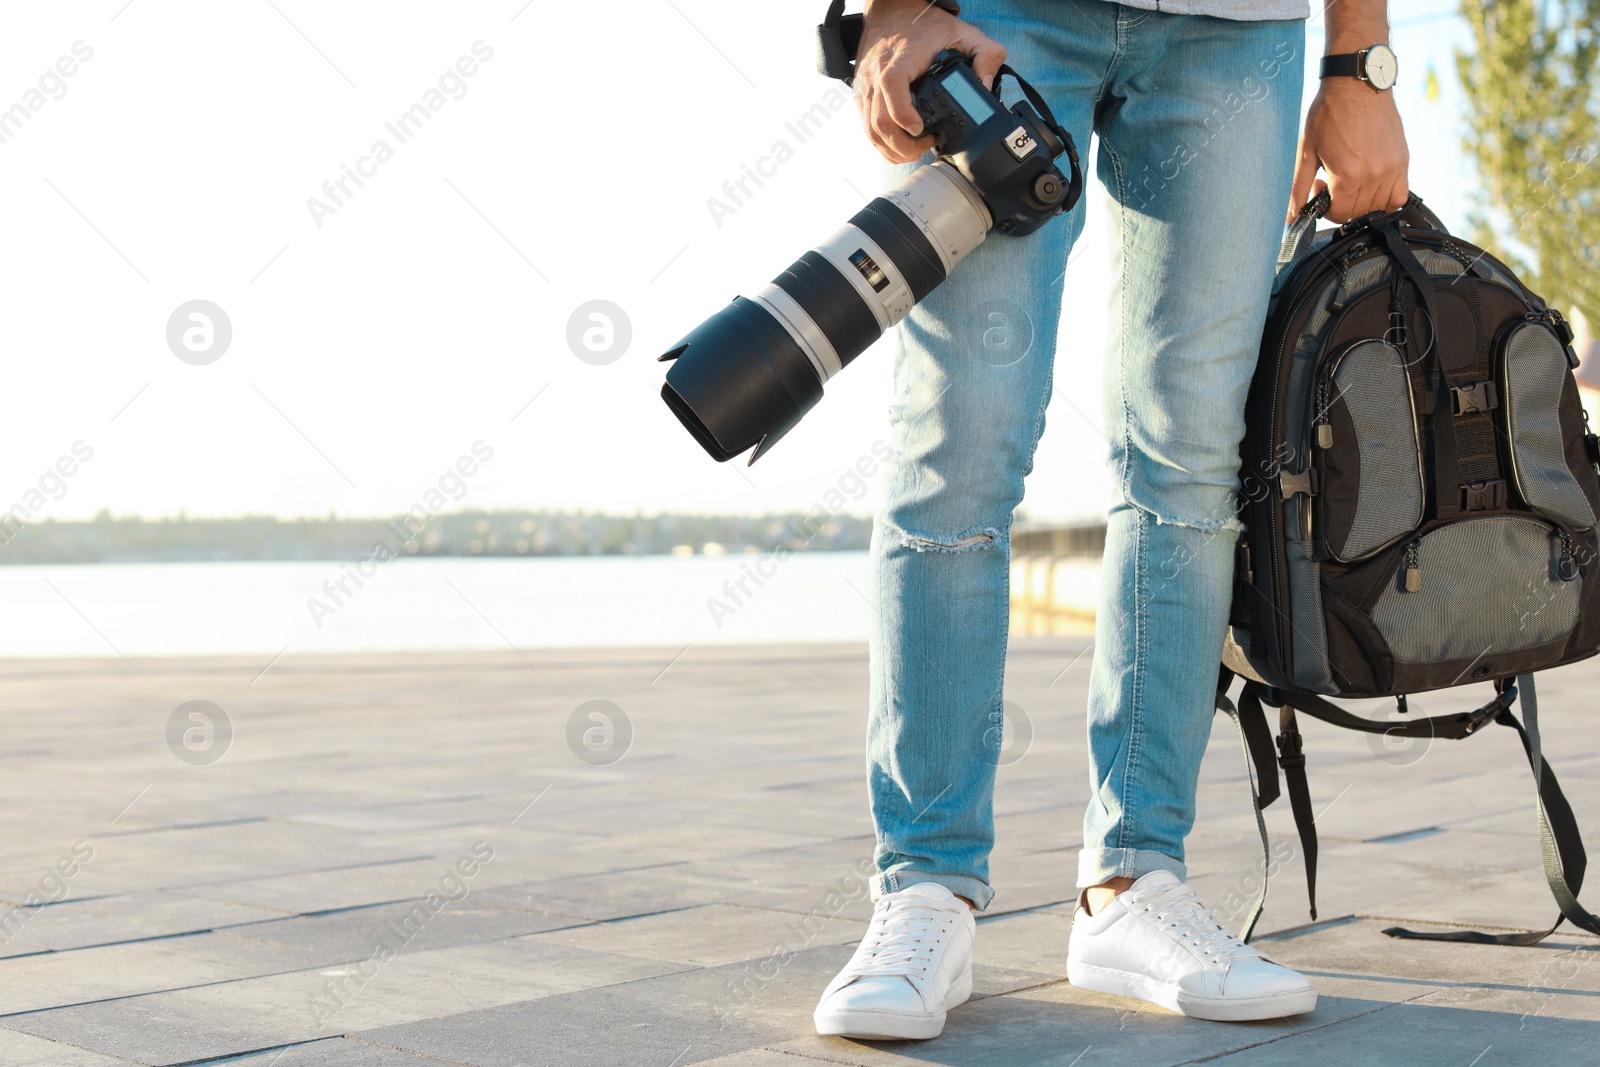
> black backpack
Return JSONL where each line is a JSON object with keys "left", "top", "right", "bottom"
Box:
{"left": 1219, "top": 190, "right": 1600, "bottom": 945}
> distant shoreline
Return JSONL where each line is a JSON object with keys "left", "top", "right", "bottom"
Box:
{"left": 0, "top": 510, "right": 875, "bottom": 565}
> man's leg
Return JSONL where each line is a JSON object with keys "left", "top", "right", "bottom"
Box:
{"left": 866, "top": 0, "right": 1108, "bottom": 913}
{"left": 817, "top": 3, "right": 1115, "bottom": 1040}
{"left": 1081, "top": 9, "right": 1306, "bottom": 893}
{"left": 1064, "top": 9, "right": 1317, "bottom": 1022}
{"left": 1056, "top": 6, "right": 1318, "bottom": 1023}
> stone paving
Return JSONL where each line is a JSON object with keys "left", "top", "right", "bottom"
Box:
{"left": 0, "top": 639, "right": 1596, "bottom": 1065}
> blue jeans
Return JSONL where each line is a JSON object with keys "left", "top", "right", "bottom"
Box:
{"left": 867, "top": 0, "right": 1305, "bottom": 909}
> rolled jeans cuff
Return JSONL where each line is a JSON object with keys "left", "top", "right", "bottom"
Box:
{"left": 1077, "top": 848, "right": 1186, "bottom": 889}
{"left": 872, "top": 869, "right": 995, "bottom": 912}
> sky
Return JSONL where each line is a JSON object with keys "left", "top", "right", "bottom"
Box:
{"left": 0, "top": 0, "right": 1473, "bottom": 525}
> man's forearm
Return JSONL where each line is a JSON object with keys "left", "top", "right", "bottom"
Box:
{"left": 1289, "top": 0, "right": 1408, "bottom": 220}
{"left": 1322, "top": 0, "right": 1389, "bottom": 55}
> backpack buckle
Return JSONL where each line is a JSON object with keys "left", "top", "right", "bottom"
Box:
{"left": 1451, "top": 380, "right": 1499, "bottom": 415}
{"left": 1275, "top": 727, "right": 1305, "bottom": 767}
{"left": 1459, "top": 479, "right": 1506, "bottom": 512}
{"left": 1279, "top": 468, "right": 1319, "bottom": 501}
{"left": 1463, "top": 680, "right": 1518, "bottom": 735}
{"left": 1463, "top": 697, "right": 1509, "bottom": 735}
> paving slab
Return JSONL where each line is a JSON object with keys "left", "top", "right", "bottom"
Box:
{"left": 0, "top": 930, "right": 327, "bottom": 1014}
{"left": 212, "top": 898, "right": 584, "bottom": 958}
{"left": 1203, "top": 984, "right": 1600, "bottom": 1066}
{"left": 0, "top": 891, "right": 291, "bottom": 958}
{"left": 2, "top": 938, "right": 693, "bottom": 1065}
{"left": 0, "top": 1026, "right": 135, "bottom": 1066}
{"left": 535, "top": 902, "right": 866, "bottom": 967}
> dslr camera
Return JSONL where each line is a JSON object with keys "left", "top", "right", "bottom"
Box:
{"left": 660, "top": 50, "right": 1081, "bottom": 464}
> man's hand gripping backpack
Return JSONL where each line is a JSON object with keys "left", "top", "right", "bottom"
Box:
{"left": 1221, "top": 190, "right": 1600, "bottom": 946}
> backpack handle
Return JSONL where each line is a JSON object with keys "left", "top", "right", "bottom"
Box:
{"left": 1396, "top": 193, "right": 1448, "bottom": 233}
{"left": 1276, "top": 191, "right": 1449, "bottom": 277}
{"left": 1276, "top": 190, "right": 1332, "bottom": 273}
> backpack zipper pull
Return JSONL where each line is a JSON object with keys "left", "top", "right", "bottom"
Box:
{"left": 1328, "top": 256, "right": 1353, "bottom": 314}
{"left": 1404, "top": 538, "right": 1422, "bottom": 592}
{"left": 1530, "top": 307, "right": 1581, "bottom": 365}
{"left": 1547, "top": 307, "right": 1576, "bottom": 344}
{"left": 1314, "top": 379, "right": 1333, "bottom": 449}
{"left": 1388, "top": 279, "right": 1408, "bottom": 349}
{"left": 1558, "top": 530, "right": 1579, "bottom": 582}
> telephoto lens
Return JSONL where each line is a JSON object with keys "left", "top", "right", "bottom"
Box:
{"left": 660, "top": 51, "right": 1081, "bottom": 464}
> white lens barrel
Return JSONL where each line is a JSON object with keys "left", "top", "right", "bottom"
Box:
{"left": 749, "top": 285, "right": 843, "bottom": 382}
{"left": 736, "top": 161, "right": 993, "bottom": 383}
{"left": 884, "top": 161, "right": 993, "bottom": 275}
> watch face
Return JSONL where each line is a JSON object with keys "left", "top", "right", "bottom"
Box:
{"left": 1365, "top": 45, "right": 1398, "bottom": 90}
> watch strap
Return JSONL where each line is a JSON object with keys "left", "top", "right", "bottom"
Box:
{"left": 1320, "top": 52, "right": 1363, "bottom": 79}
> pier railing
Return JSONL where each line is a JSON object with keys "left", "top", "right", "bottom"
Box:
{"left": 1009, "top": 523, "right": 1105, "bottom": 634}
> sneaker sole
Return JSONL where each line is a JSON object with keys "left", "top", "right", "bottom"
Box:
{"left": 1067, "top": 958, "right": 1316, "bottom": 1022}
{"left": 813, "top": 974, "right": 972, "bottom": 1040}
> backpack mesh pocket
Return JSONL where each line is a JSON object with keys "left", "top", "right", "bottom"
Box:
{"left": 1500, "top": 321, "right": 1597, "bottom": 530}
{"left": 1370, "top": 515, "right": 1581, "bottom": 663}
{"left": 1318, "top": 340, "right": 1425, "bottom": 561}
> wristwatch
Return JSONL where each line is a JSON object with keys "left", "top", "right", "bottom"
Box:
{"left": 1320, "top": 44, "right": 1398, "bottom": 91}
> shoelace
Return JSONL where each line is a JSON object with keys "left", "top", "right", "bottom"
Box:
{"left": 846, "top": 897, "right": 957, "bottom": 980}
{"left": 1136, "top": 881, "right": 1261, "bottom": 965}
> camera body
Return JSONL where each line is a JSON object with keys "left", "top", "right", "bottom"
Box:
{"left": 910, "top": 51, "right": 1071, "bottom": 236}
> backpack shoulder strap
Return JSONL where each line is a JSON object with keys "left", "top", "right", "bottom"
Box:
{"left": 1275, "top": 704, "right": 1320, "bottom": 923}
{"left": 1259, "top": 682, "right": 1521, "bottom": 928}
{"left": 1216, "top": 671, "right": 1277, "bottom": 941}
{"left": 1385, "top": 674, "right": 1600, "bottom": 945}
{"left": 1229, "top": 675, "right": 1600, "bottom": 945}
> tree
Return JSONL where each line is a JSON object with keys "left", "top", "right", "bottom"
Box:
{"left": 1457, "top": 0, "right": 1600, "bottom": 330}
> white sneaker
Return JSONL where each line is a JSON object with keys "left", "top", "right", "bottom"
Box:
{"left": 814, "top": 881, "right": 975, "bottom": 1040}
{"left": 1067, "top": 869, "right": 1317, "bottom": 1021}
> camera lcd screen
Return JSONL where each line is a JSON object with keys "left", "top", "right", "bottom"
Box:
{"left": 942, "top": 71, "right": 995, "bottom": 126}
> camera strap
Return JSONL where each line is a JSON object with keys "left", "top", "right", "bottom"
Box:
{"left": 993, "top": 64, "right": 1082, "bottom": 207}
{"left": 817, "top": 0, "right": 864, "bottom": 84}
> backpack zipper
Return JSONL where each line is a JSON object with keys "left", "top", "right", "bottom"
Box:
{"left": 1402, "top": 518, "right": 1580, "bottom": 594}
{"left": 1314, "top": 377, "right": 1333, "bottom": 449}
{"left": 1558, "top": 529, "right": 1579, "bottom": 581}
{"left": 1525, "top": 307, "right": 1580, "bottom": 366}
{"left": 1325, "top": 246, "right": 1364, "bottom": 313}
{"left": 1310, "top": 339, "right": 1426, "bottom": 563}
{"left": 1264, "top": 239, "right": 1388, "bottom": 676}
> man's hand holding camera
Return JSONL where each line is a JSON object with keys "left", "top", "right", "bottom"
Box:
{"left": 856, "top": 0, "right": 1007, "bottom": 163}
